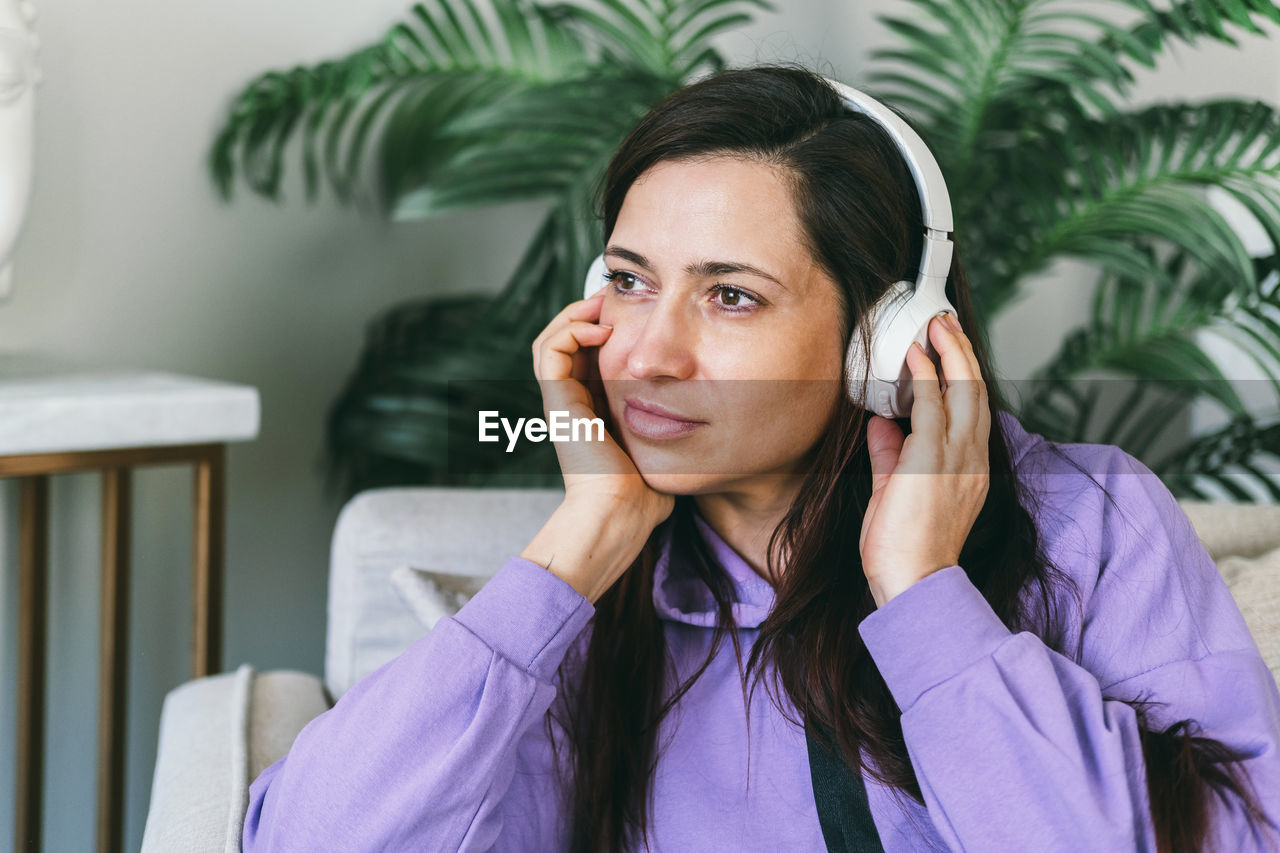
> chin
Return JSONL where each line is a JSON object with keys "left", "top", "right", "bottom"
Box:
{"left": 635, "top": 470, "right": 721, "bottom": 496}
{"left": 628, "top": 450, "right": 747, "bottom": 496}
{"left": 620, "top": 439, "right": 726, "bottom": 494}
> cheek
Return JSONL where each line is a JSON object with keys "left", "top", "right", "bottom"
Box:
{"left": 731, "top": 377, "right": 838, "bottom": 443}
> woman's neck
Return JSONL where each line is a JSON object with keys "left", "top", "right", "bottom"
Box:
{"left": 693, "top": 480, "right": 803, "bottom": 585}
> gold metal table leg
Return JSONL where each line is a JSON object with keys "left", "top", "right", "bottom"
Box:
{"left": 192, "top": 445, "right": 225, "bottom": 677}
{"left": 96, "top": 468, "right": 130, "bottom": 853}
{"left": 17, "top": 475, "right": 49, "bottom": 853}
{"left": 3, "top": 443, "right": 230, "bottom": 851}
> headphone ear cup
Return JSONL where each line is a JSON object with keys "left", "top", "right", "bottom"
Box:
{"left": 583, "top": 254, "right": 609, "bottom": 302}
{"left": 845, "top": 279, "right": 960, "bottom": 418}
{"left": 844, "top": 280, "right": 912, "bottom": 418}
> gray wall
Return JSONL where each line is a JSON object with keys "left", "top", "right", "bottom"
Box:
{"left": 0, "top": 1, "right": 1276, "bottom": 851}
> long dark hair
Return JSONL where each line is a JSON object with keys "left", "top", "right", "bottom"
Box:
{"left": 544, "top": 63, "right": 1269, "bottom": 853}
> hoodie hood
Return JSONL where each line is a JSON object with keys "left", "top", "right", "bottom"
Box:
{"left": 650, "top": 410, "right": 1044, "bottom": 628}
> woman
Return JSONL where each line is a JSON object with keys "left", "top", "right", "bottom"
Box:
{"left": 242, "top": 64, "right": 1280, "bottom": 852}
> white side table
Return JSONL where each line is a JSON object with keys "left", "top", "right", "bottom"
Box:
{"left": 0, "top": 352, "right": 260, "bottom": 853}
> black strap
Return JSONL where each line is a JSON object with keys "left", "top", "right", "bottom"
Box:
{"left": 805, "top": 716, "right": 885, "bottom": 853}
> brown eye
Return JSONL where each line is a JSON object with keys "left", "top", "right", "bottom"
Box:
{"left": 606, "top": 271, "right": 642, "bottom": 291}
{"left": 709, "top": 284, "right": 760, "bottom": 312}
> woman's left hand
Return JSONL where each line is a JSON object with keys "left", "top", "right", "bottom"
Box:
{"left": 860, "top": 313, "right": 991, "bottom": 608}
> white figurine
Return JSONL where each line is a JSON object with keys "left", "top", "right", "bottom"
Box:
{"left": 0, "top": 0, "right": 39, "bottom": 300}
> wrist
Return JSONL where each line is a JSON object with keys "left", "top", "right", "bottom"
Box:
{"left": 521, "top": 498, "right": 649, "bottom": 604}
{"left": 867, "top": 562, "right": 954, "bottom": 608}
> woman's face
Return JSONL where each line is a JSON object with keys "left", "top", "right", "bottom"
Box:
{"left": 596, "top": 155, "right": 848, "bottom": 495}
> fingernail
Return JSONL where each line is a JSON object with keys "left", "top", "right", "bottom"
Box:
{"left": 945, "top": 314, "right": 960, "bottom": 331}
{"left": 600, "top": 323, "right": 613, "bottom": 329}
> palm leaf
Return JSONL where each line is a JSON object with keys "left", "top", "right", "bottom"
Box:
{"left": 210, "top": 0, "right": 595, "bottom": 205}
{"left": 863, "top": 1, "right": 1280, "bottom": 321}
{"left": 866, "top": 0, "right": 1138, "bottom": 189}
{"left": 970, "top": 100, "right": 1280, "bottom": 317}
{"left": 1020, "top": 241, "right": 1272, "bottom": 446}
{"left": 1123, "top": 0, "right": 1280, "bottom": 56}
{"left": 387, "top": 70, "right": 671, "bottom": 215}
{"left": 1157, "top": 414, "right": 1280, "bottom": 500}
{"left": 210, "top": 0, "right": 770, "bottom": 211}
{"left": 545, "top": 0, "right": 773, "bottom": 78}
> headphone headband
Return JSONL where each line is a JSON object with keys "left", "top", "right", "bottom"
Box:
{"left": 821, "top": 77, "right": 954, "bottom": 287}
{"left": 822, "top": 78, "right": 952, "bottom": 233}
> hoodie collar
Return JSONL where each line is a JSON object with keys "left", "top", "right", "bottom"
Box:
{"left": 649, "top": 410, "right": 1041, "bottom": 629}
{"left": 652, "top": 510, "right": 778, "bottom": 628}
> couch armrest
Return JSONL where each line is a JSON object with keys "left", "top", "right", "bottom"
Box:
{"left": 325, "top": 486, "right": 565, "bottom": 699}
{"left": 141, "top": 665, "right": 330, "bottom": 853}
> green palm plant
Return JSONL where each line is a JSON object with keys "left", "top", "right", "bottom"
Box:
{"left": 866, "top": 0, "right": 1280, "bottom": 500}
{"left": 210, "top": 0, "right": 1280, "bottom": 500}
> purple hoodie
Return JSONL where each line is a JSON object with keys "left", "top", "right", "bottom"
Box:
{"left": 242, "top": 411, "right": 1280, "bottom": 851}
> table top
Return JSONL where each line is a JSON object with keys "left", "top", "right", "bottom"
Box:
{"left": 0, "top": 351, "right": 260, "bottom": 456}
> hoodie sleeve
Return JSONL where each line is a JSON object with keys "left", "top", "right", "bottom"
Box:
{"left": 856, "top": 445, "right": 1280, "bottom": 852}
{"left": 241, "top": 556, "right": 594, "bottom": 853}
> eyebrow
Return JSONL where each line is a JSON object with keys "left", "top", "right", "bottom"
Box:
{"left": 604, "top": 245, "right": 787, "bottom": 290}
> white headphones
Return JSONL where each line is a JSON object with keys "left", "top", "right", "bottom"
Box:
{"left": 581, "top": 75, "right": 958, "bottom": 419}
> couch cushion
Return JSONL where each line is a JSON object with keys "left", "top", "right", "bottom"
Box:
{"left": 1177, "top": 500, "right": 1280, "bottom": 562}
{"left": 325, "top": 487, "right": 565, "bottom": 699}
{"left": 390, "top": 565, "right": 487, "bottom": 631}
{"left": 1217, "top": 545, "right": 1280, "bottom": 683}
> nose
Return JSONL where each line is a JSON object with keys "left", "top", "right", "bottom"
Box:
{"left": 624, "top": 294, "right": 698, "bottom": 381}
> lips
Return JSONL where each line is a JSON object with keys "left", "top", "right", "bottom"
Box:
{"left": 623, "top": 396, "right": 703, "bottom": 423}
{"left": 622, "top": 396, "right": 706, "bottom": 440}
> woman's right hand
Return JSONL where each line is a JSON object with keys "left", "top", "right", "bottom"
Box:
{"left": 521, "top": 284, "right": 675, "bottom": 603}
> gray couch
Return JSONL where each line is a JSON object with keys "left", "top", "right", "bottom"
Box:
{"left": 138, "top": 488, "right": 1280, "bottom": 853}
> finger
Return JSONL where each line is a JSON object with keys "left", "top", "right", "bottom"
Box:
{"left": 570, "top": 333, "right": 606, "bottom": 386}
{"left": 565, "top": 288, "right": 607, "bottom": 320}
{"left": 533, "top": 293, "right": 606, "bottom": 376}
{"left": 938, "top": 314, "right": 984, "bottom": 394}
{"left": 944, "top": 315, "right": 992, "bottom": 441}
{"left": 927, "top": 315, "right": 981, "bottom": 443}
{"left": 538, "top": 320, "right": 613, "bottom": 382}
{"left": 569, "top": 343, "right": 594, "bottom": 383}
{"left": 584, "top": 358, "right": 610, "bottom": 431}
{"left": 905, "top": 340, "right": 945, "bottom": 448}
{"left": 539, "top": 322, "right": 612, "bottom": 387}
{"left": 866, "top": 414, "right": 904, "bottom": 493}
{"left": 931, "top": 316, "right": 992, "bottom": 471}
{"left": 532, "top": 291, "right": 603, "bottom": 351}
